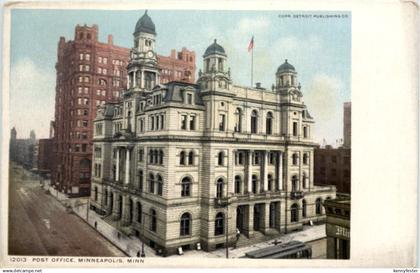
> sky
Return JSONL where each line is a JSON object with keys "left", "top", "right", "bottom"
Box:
{"left": 9, "top": 9, "right": 351, "bottom": 145}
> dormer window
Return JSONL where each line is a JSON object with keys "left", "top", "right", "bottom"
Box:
{"left": 187, "top": 93, "right": 193, "bottom": 104}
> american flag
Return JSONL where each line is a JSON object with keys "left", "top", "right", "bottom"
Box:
{"left": 248, "top": 36, "right": 254, "bottom": 52}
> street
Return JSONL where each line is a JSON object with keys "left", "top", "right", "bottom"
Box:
{"left": 8, "top": 162, "right": 125, "bottom": 257}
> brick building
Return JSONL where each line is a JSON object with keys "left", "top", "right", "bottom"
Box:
{"left": 343, "top": 102, "right": 351, "bottom": 148}
{"left": 314, "top": 102, "right": 351, "bottom": 194}
{"left": 37, "top": 138, "right": 54, "bottom": 174}
{"left": 314, "top": 146, "right": 351, "bottom": 194}
{"left": 51, "top": 23, "right": 196, "bottom": 197}
{"left": 158, "top": 48, "right": 195, "bottom": 84}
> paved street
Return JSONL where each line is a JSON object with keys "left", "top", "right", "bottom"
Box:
{"left": 8, "top": 162, "right": 125, "bottom": 256}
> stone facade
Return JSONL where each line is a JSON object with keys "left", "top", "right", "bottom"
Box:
{"left": 51, "top": 23, "right": 196, "bottom": 197}
{"left": 90, "top": 11, "right": 336, "bottom": 256}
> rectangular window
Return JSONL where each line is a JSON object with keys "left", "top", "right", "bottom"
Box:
{"left": 81, "top": 144, "right": 87, "bottom": 152}
{"left": 79, "top": 53, "right": 83, "bottom": 60}
{"left": 140, "top": 119, "right": 144, "bottom": 132}
{"left": 303, "top": 126, "right": 308, "bottom": 138}
{"left": 160, "top": 114, "right": 164, "bottom": 129}
{"left": 94, "top": 146, "right": 102, "bottom": 158}
{"left": 181, "top": 115, "right": 187, "bottom": 130}
{"left": 219, "top": 114, "right": 225, "bottom": 131}
{"left": 95, "top": 123, "right": 103, "bottom": 135}
{"left": 187, "top": 93, "right": 193, "bottom": 104}
{"left": 85, "top": 54, "right": 90, "bottom": 61}
{"left": 151, "top": 116, "right": 155, "bottom": 130}
{"left": 293, "top": 122, "right": 298, "bottom": 136}
{"left": 82, "top": 120, "right": 88, "bottom": 127}
{"left": 189, "top": 116, "right": 196, "bottom": 130}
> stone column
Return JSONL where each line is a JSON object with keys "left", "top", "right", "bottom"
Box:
{"left": 116, "top": 148, "right": 120, "bottom": 181}
{"left": 247, "top": 150, "right": 253, "bottom": 193}
{"left": 262, "top": 203, "right": 271, "bottom": 234}
{"left": 126, "top": 75, "right": 129, "bottom": 89}
{"left": 125, "top": 148, "right": 130, "bottom": 185}
{"left": 133, "top": 70, "right": 137, "bottom": 88}
{"left": 229, "top": 149, "right": 235, "bottom": 195}
{"left": 112, "top": 192, "right": 120, "bottom": 220}
{"left": 263, "top": 151, "right": 268, "bottom": 192}
{"left": 244, "top": 205, "right": 254, "bottom": 238}
{"left": 121, "top": 195, "right": 130, "bottom": 226}
{"left": 278, "top": 151, "right": 283, "bottom": 191}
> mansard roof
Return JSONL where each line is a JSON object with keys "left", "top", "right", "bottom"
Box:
{"left": 162, "top": 81, "right": 204, "bottom": 105}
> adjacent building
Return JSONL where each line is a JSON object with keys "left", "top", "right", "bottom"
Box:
{"left": 324, "top": 197, "right": 350, "bottom": 259}
{"left": 37, "top": 138, "right": 54, "bottom": 175}
{"left": 9, "top": 128, "right": 37, "bottom": 169}
{"left": 89, "top": 11, "right": 336, "bottom": 256}
{"left": 314, "top": 103, "right": 351, "bottom": 194}
{"left": 343, "top": 102, "right": 351, "bottom": 148}
{"left": 314, "top": 146, "right": 351, "bottom": 194}
{"left": 51, "top": 23, "right": 196, "bottom": 197}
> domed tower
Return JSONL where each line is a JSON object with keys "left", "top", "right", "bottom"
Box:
{"left": 197, "top": 39, "right": 231, "bottom": 91}
{"left": 276, "top": 59, "right": 299, "bottom": 89}
{"left": 127, "top": 10, "right": 160, "bottom": 91}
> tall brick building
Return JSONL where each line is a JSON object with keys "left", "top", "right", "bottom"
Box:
{"left": 52, "top": 24, "right": 196, "bottom": 196}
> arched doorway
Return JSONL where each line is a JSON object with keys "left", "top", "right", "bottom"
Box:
{"left": 236, "top": 206, "right": 245, "bottom": 232}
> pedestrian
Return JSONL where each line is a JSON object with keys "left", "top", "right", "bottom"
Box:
{"left": 234, "top": 228, "right": 241, "bottom": 249}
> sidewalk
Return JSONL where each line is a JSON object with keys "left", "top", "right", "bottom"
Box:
{"left": 42, "top": 181, "right": 156, "bottom": 257}
{"left": 167, "top": 224, "right": 326, "bottom": 259}
{"left": 42, "top": 180, "right": 325, "bottom": 259}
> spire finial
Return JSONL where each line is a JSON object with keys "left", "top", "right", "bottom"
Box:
{"left": 145, "top": 10, "right": 148, "bottom": 15}
{"left": 214, "top": 38, "right": 217, "bottom": 44}
{"left": 285, "top": 59, "right": 288, "bottom": 63}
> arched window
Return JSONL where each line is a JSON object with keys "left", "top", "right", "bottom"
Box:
{"left": 180, "top": 151, "right": 186, "bottom": 165}
{"left": 148, "top": 173, "right": 155, "bottom": 193}
{"left": 291, "top": 204, "right": 299, "bottom": 222}
{"left": 214, "top": 212, "right": 224, "bottom": 235}
{"left": 266, "top": 112, "right": 273, "bottom": 135}
{"left": 234, "top": 175, "right": 241, "bottom": 194}
{"left": 316, "top": 198, "right": 322, "bottom": 215}
{"left": 145, "top": 73, "right": 153, "bottom": 89}
{"left": 268, "top": 174, "right": 273, "bottom": 191}
{"left": 302, "top": 199, "right": 307, "bottom": 218}
{"left": 150, "top": 209, "right": 157, "bottom": 232}
{"left": 138, "top": 170, "right": 144, "bottom": 191}
{"left": 303, "top": 153, "right": 308, "bottom": 165}
{"left": 181, "top": 177, "right": 191, "bottom": 197}
{"left": 218, "top": 151, "right": 224, "bottom": 166}
{"left": 292, "top": 175, "right": 298, "bottom": 192}
{"left": 252, "top": 175, "right": 258, "bottom": 194}
{"left": 292, "top": 153, "right": 298, "bottom": 165}
{"left": 188, "top": 151, "right": 194, "bottom": 165}
{"left": 157, "top": 174, "right": 163, "bottom": 196}
{"left": 234, "top": 108, "right": 242, "bottom": 132}
{"left": 136, "top": 202, "right": 142, "bottom": 222}
{"left": 302, "top": 173, "right": 307, "bottom": 189}
{"left": 251, "top": 110, "right": 258, "bottom": 134}
{"left": 216, "top": 178, "right": 224, "bottom": 198}
{"left": 180, "top": 213, "right": 191, "bottom": 236}
{"left": 159, "top": 150, "right": 164, "bottom": 165}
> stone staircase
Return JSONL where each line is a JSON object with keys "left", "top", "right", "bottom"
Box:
{"left": 236, "top": 230, "right": 281, "bottom": 248}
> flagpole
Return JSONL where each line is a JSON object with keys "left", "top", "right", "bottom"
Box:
{"left": 251, "top": 46, "right": 254, "bottom": 87}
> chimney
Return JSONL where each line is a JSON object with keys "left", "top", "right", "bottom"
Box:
{"left": 108, "top": 34, "right": 113, "bottom": 45}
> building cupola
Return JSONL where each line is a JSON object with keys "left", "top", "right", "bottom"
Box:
{"left": 134, "top": 10, "right": 156, "bottom": 35}
{"left": 276, "top": 59, "right": 298, "bottom": 89}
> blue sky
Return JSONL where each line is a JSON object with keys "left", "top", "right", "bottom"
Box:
{"left": 10, "top": 9, "right": 350, "bottom": 144}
